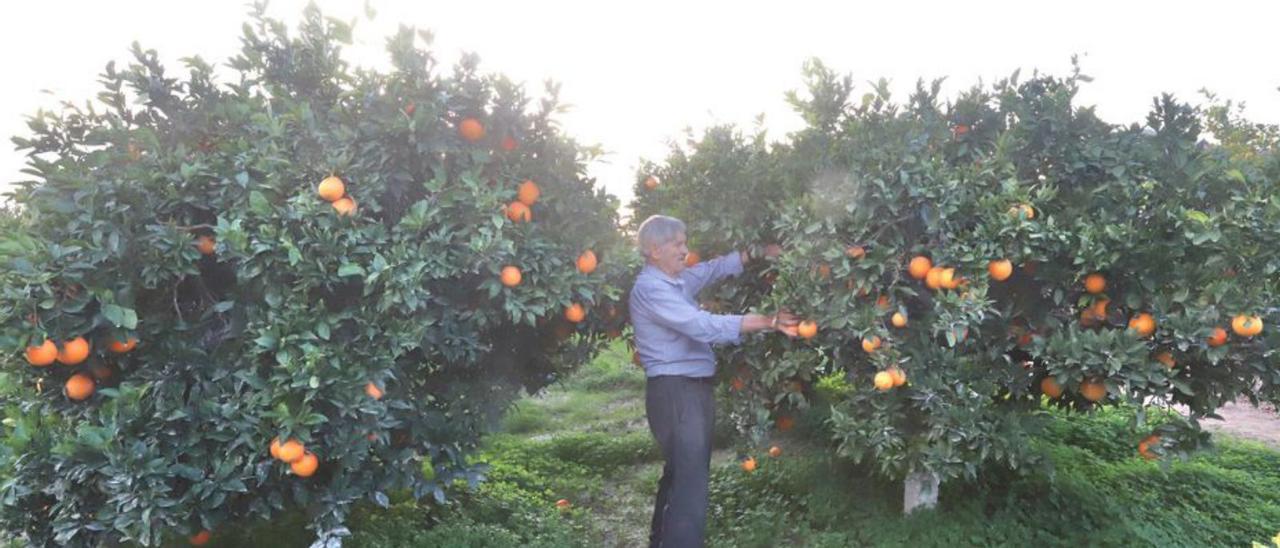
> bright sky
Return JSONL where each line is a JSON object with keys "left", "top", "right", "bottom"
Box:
{"left": 2, "top": 1, "right": 1277, "bottom": 213}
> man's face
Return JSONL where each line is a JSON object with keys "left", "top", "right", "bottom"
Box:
{"left": 648, "top": 232, "right": 689, "bottom": 275}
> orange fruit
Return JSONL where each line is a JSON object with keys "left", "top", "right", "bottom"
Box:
{"left": 332, "top": 197, "right": 357, "bottom": 216}
{"left": 1207, "top": 327, "right": 1228, "bottom": 347}
{"left": 862, "top": 336, "right": 882, "bottom": 353}
{"left": 556, "top": 498, "right": 571, "bottom": 510}
{"left": 796, "top": 320, "right": 818, "bottom": 340}
{"left": 195, "top": 235, "right": 216, "bottom": 256}
{"left": 1079, "top": 378, "right": 1107, "bottom": 402}
{"left": 1231, "top": 315, "right": 1263, "bottom": 337}
{"left": 846, "top": 245, "right": 866, "bottom": 259}
{"left": 887, "top": 367, "right": 906, "bottom": 387}
{"left": 925, "top": 267, "right": 944, "bottom": 290}
{"left": 291, "top": 452, "right": 319, "bottom": 477}
{"left": 501, "top": 135, "right": 518, "bottom": 151}
{"left": 270, "top": 437, "right": 283, "bottom": 460}
{"left": 65, "top": 374, "right": 95, "bottom": 401}
{"left": 816, "top": 263, "right": 832, "bottom": 279}
{"left": 988, "top": 259, "right": 1013, "bottom": 281}
{"left": 1154, "top": 351, "right": 1175, "bottom": 368}
{"left": 776, "top": 415, "right": 795, "bottom": 432}
{"left": 730, "top": 376, "right": 746, "bottom": 391}
{"left": 873, "top": 371, "right": 894, "bottom": 391}
{"left": 26, "top": 339, "right": 58, "bottom": 366}
{"left": 57, "top": 337, "right": 91, "bottom": 365}
{"left": 89, "top": 363, "right": 114, "bottom": 381}
{"left": 317, "top": 176, "right": 345, "bottom": 202}
{"left": 643, "top": 175, "right": 660, "bottom": 190}
{"left": 505, "top": 201, "right": 531, "bottom": 223}
{"left": 517, "top": 180, "right": 540, "bottom": 206}
{"left": 1009, "top": 204, "right": 1035, "bottom": 220}
{"left": 108, "top": 337, "right": 138, "bottom": 354}
{"left": 1083, "top": 273, "right": 1106, "bottom": 294}
{"left": 1127, "top": 313, "right": 1156, "bottom": 338}
{"left": 939, "top": 267, "right": 959, "bottom": 290}
{"left": 500, "top": 266, "right": 522, "bottom": 287}
{"left": 908, "top": 256, "right": 932, "bottom": 280}
{"left": 458, "top": 117, "right": 486, "bottom": 142}
{"left": 1137, "top": 434, "right": 1161, "bottom": 461}
{"left": 684, "top": 251, "right": 701, "bottom": 267}
{"left": 876, "top": 295, "right": 891, "bottom": 311}
{"left": 741, "top": 457, "right": 757, "bottom": 472}
{"left": 891, "top": 312, "right": 907, "bottom": 328}
{"left": 564, "top": 303, "right": 586, "bottom": 323}
{"left": 1040, "top": 377, "right": 1063, "bottom": 399}
{"left": 404, "top": 102, "right": 416, "bottom": 116}
{"left": 768, "top": 446, "right": 782, "bottom": 458}
{"left": 1090, "top": 298, "right": 1110, "bottom": 320}
{"left": 277, "top": 439, "right": 305, "bottom": 463}
{"left": 576, "top": 250, "right": 598, "bottom": 274}
{"left": 189, "top": 530, "right": 212, "bottom": 546}
{"left": 365, "top": 382, "right": 383, "bottom": 400}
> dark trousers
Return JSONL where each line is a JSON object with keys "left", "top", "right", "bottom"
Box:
{"left": 646, "top": 375, "right": 715, "bottom": 548}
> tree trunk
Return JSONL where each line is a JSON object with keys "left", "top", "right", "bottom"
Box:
{"left": 903, "top": 469, "right": 940, "bottom": 514}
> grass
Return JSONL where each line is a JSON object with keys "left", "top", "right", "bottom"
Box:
{"left": 227, "top": 340, "right": 1280, "bottom": 547}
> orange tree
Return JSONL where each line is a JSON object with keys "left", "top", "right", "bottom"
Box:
{"left": 0, "top": 5, "right": 630, "bottom": 545}
{"left": 632, "top": 59, "right": 1279, "bottom": 501}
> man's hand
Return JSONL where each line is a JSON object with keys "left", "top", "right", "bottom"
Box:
{"left": 742, "top": 243, "right": 784, "bottom": 264}
{"left": 772, "top": 310, "right": 800, "bottom": 337}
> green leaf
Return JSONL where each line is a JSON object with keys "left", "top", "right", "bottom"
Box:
{"left": 1183, "top": 209, "right": 1210, "bottom": 224}
{"left": 249, "top": 191, "right": 271, "bottom": 215}
{"left": 254, "top": 335, "right": 277, "bottom": 350}
{"left": 338, "top": 263, "right": 365, "bottom": 277}
{"left": 100, "top": 304, "right": 138, "bottom": 329}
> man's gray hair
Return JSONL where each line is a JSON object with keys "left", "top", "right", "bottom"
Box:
{"left": 636, "top": 215, "right": 686, "bottom": 254}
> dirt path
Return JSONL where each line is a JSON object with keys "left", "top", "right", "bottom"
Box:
{"left": 1197, "top": 401, "right": 1280, "bottom": 448}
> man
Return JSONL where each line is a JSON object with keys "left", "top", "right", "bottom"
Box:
{"left": 629, "top": 214, "right": 797, "bottom": 548}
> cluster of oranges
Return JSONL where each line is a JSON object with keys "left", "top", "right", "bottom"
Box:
{"left": 872, "top": 367, "right": 907, "bottom": 391}
{"left": 739, "top": 445, "right": 784, "bottom": 473}
{"left": 456, "top": 115, "right": 518, "bottom": 151}
{"left": 1076, "top": 271, "right": 1263, "bottom": 394}
{"left": 317, "top": 175, "right": 357, "bottom": 216}
{"left": 497, "top": 176, "right": 597, "bottom": 326}
{"left": 269, "top": 437, "right": 319, "bottom": 478}
{"left": 25, "top": 334, "right": 138, "bottom": 401}
{"left": 1039, "top": 376, "right": 1120, "bottom": 404}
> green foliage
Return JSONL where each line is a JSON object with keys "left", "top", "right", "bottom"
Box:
{"left": 706, "top": 409, "right": 1280, "bottom": 547}
{"left": 485, "top": 431, "right": 659, "bottom": 474}
{"left": 0, "top": 4, "right": 628, "bottom": 545}
{"left": 633, "top": 57, "right": 1280, "bottom": 483}
{"left": 343, "top": 480, "right": 586, "bottom": 548}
